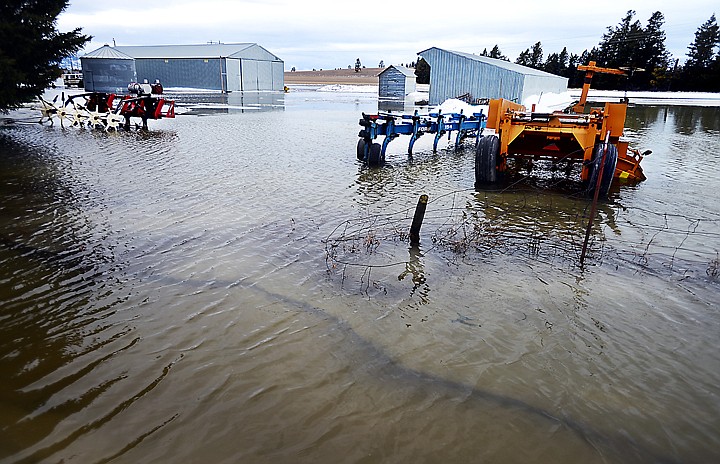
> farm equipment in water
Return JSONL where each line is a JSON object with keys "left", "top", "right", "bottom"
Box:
{"left": 38, "top": 81, "right": 175, "bottom": 130}
{"left": 357, "top": 109, "right": 486, "bottom": 165}
{"left": 356, "top": 61, "right": 650, "bottom": 197}
{"left": 476, "top": 61, "right": 649, "bottom": 196}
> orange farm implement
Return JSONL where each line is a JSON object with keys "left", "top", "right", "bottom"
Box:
{"left": 477, "top": 61, "right": 649, "bottom": 196}
{"left": 356, "top": 62, "right": 650, "bottom": 197}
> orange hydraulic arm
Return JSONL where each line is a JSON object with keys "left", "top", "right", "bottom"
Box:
{"left": 572, "top": 61, "right": 626, "bottom": 113}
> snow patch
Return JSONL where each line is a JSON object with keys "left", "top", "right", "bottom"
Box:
{"left": 317, "top": 84, "right": 378, "bottom": 93}
{"left": 523, "top": 92, "right": 574, "bottom": 112}
{"left": 435, "top": 98, "right": 488, "bottom": 116}
{"left": 524, "top": 90, "right": 720, "bottom": 110}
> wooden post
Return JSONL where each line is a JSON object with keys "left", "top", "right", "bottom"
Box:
{"left": 580, "top": 134, "right": 610, "bottom": 266}
{"left": 409, "top": 194, "right": 428, "bottom": 246}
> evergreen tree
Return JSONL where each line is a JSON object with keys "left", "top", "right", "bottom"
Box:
{"left": 558, "top": 47, "right": 569, "bottom": 72}
{"left": 544, "top": 52, "right": 560, "bottom": 74}
{"left": 516, "top": 48, "right": 531, "bottom": 66}
{"left": 637, "top": 11, "right": 671, "bottom": 89}
{"left": 595, "top": 10, "right": 675, "bottom": 89}
{"left": 0, "top": 0, "right": 90, "bottom": 112}
{"left": 681, "top": 14, "right": 720, "bottom": 90}
{"left": 686, "top": 14, "right": 719, "bottom": 69}
{"left": 579, "top": 48, "right": 596, "bottom": 65}
{"left": 595, "top": 10, "right": 639, "bottom": 88}
{"left": 563, "top": 50, "right": 587, "bottom": 88}
{"left": 713, "top": 54, "right": 720, "bottom": 92}
{"left": 597, "top": 10, "right": 642, "bottom": 66}
{"left": 566, "top": 49, "right": 598, "bottom": 88}
{"left": 544, "top": 47, "right": 569, "bottom": 75}
{"left": 529, "top": 41, "right": 543, "bottom": 68}
{"left": 414, "top": 57, "right": 430, "bottom": 84}
{"left": 489, "top": 45, "right": 508, "bottom": 61}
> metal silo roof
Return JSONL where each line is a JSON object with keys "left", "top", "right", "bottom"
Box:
{"left": 82, "top": 45, "right": 134, "bottom": 60}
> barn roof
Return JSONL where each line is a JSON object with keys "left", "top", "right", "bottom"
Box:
{"left": 83, "top": 43, "right": 282, "bottom": 61}
{"left": 418, "top": 47, "right": 562, "bottom": 78}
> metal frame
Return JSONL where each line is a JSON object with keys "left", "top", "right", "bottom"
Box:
{"left": 358, "top": 109, "right": 487, "bottom": 161}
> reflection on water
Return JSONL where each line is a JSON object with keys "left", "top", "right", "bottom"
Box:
{"left": 171, "top": 90, "right": 286, "bottom": 115}
{"left": 668, "top": 105, "right": 720, "bottom": 135}
{"left": 1, "top": 100, "right": 719, "bottom": 463}
{"left": 378, "top": 97, "right": 425, "bottom": 113}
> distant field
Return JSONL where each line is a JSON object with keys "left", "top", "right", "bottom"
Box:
{"left": 284, "top": 68, "right": 382, "bottom": 85}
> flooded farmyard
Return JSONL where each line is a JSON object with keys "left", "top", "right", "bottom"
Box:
{"left": 1, "top": 88, "right": 719, "bottom": 463}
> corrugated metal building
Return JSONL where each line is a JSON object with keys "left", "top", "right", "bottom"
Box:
{"left": 81, "top": 46, "right": 137, "bottom": 93}
{"left": 80, "top": 43, "right": 284, "bottom": 93}
{"left": 378, "top": 65, "right": 416, "bottom": 100}
{"left": 418, "top": 47, "right": 567, "bottom": 105}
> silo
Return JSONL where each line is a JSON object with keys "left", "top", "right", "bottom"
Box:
{"left": 80, "top": 45, "right": 137, "bottom": 93}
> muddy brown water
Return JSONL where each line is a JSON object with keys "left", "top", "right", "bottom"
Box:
{"left": 1, "top": 89, "right": 719, "bottom": 463}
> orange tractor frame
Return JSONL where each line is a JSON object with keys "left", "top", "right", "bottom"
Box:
{"left": 475, "top": 61, "right": 648, "bottom": 196}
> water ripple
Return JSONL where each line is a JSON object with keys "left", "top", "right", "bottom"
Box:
{"left": 1, "top": 101, "right": 719, "bottom": 463}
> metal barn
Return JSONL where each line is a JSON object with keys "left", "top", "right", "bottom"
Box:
{"left": 378, "top": 66, "right": 416, "bottom": 100}
{"left": 418, "top": 47, "right": 568, "bottom": 105}
{"left": 80, "top": 46, "right": 137, "bottom": 93}
{"left": 81, "top": 43, "right": 284, "bottom": 92}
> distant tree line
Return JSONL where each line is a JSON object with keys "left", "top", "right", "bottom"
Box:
{"left": 414, "top": 11, "right": 720, "bottom": 92}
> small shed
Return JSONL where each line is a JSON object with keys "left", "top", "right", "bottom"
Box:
{"left": 378, "top": 65, "right": 416, "bottom": 100}
{"left": 80, "top": 46, "right": 137, "bottom": 93}
{"left": 418, "top": 47, "right": 568, "bottom": 105}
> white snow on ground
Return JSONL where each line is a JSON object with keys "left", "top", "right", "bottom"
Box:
{"left": 317, "top": 84, "right": 378, "bottom": 93}
{"left": 291, "top": 83, "right": 720, "bottom": 109}
{"left": 525, "top": 90, "right": 720, "bottom": 111}
{"left": 570, "top": 89, "right": 720, "bottom": 107}
{"left": 522, "top": 92, "right": 575, "bottom": 112}
{"left": 406, "top": 85, "right": 430, "bottom": 103}
{"left": 436, "top": 98, "right": 489, "bottom": 116}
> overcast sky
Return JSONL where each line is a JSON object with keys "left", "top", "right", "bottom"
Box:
{"left": 57, "top": 0, "right": 718, "bottom": 71}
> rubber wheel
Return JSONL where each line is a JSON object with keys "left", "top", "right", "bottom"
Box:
{"left": 475, "top": 135, "right": 500, "bottom": 187}
{"left": 368, "top": 143, "right": 383, "bottom": 167}
{"left": 357, "top": 138, "right": 367, "bottom": 160}
{"left": 587, "top": 143, "right": 618, "bottom": 198}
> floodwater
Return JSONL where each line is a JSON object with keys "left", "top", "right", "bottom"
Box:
{"left": 1, "top": 89, "right": 719, "bottom": 464}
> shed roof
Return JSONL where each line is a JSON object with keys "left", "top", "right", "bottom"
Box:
{"left": 378, "top": 65, "right": 416, "bottom": 78}
{"left": 418, "top": 47, "right": 563, "bottom": 78}
{"left": 81, "top": 45, "right": 134, "bottom": 60}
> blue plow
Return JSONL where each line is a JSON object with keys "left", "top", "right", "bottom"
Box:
{"left": 357, "top": 109, "right": 486, "bottom": 166}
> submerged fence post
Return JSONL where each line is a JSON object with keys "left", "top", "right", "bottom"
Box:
{"left": 580, "top": 134, "right": 610, "bottom": 266}
{"left": 410, "top": 194, "right": 428, "bottom": 246}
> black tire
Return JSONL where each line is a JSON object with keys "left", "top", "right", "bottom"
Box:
{"left": 368, "top": 143, "right": 383, "bottom": 167}
{"left": 357, "top": 138, "right": 367, "bottom": 161}
{"left": 475, "top": 135, "right": 500, "bottom": 187}
{"left": 587, "top": 143, "right": 618, "bottom": 198}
